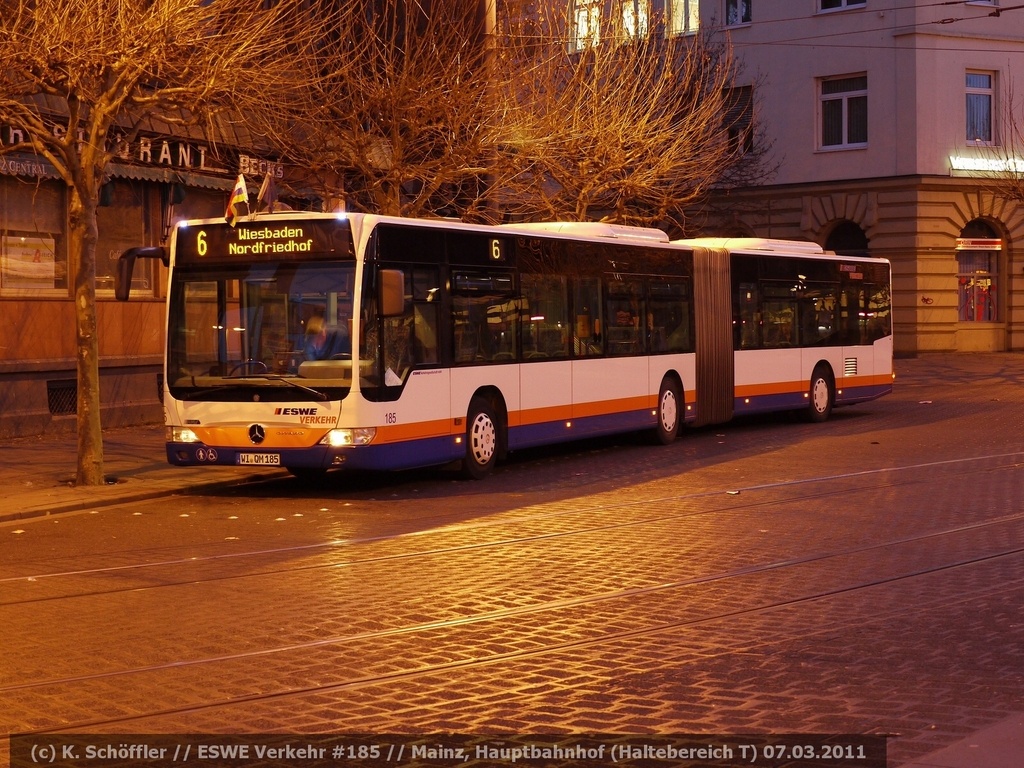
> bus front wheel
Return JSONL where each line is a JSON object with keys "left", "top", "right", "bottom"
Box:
{"left": 654, "top": 377, "right": 682, "bottom": 445}
{"left": 806, "top": 366, "right": 834, "bottom": 423}
{"left": 463, "top": 396, "right": 499, "bottom": 479}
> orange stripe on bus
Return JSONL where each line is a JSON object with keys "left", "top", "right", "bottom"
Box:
{"left": 735, "top": 373, "right": 893, "bottom": 398}
{"left": 193, "top": 426, "right": 331, "bottom": 448}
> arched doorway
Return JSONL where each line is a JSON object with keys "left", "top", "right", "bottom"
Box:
{"left": 955, "top": 219, "right": 1004, "bottom": 351}
{"left": 825, "top": 220, "right": 869, "bottom": 256}
{"left": 956, "top": 220, "right": 1000, "bottom": 323}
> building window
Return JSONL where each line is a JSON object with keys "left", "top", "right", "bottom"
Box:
{"left": 820, "top": 0, "right": 865, "bottom": 10}
{"left": 668, "top": 0, "right": 699, "bottom": 35}
{"left": 0, "top": 177, "right": 68, "bottom": 296}
{"left": 966, "top": 71, "right": 995, "bottom": 144}
{"left": 572, "top": 0, "right": 602, "bottom": 51}
{"left": 726, "top": 0, "right": 750, "bottom": 25}
{"left": 820, "top": 74, "right": 867, "bottom": 149}
{"left": 724, "top": 85, "right": 754, "bottom": 154}
{"left": 957, "top": 221, "right": 1000, "bottom": 322}
{"left": 621, "top": 0, "right": 649, "bottom": 38}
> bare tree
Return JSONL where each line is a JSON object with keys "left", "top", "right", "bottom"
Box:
{"left": 255, "top": 1, "right": 771, "bottom": 232}
{"left": 981, "top": 80, "right": 1024, "bottom": 203}
{"left": 0, "top": 0, "right": 331, "bottom": 485}
{"left": 250, "top": 0, "right": 496, "bottom": 218}
{"left": 484, "top": 2, "right": 773, "bottom": 231}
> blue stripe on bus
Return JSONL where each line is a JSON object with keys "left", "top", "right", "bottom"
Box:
{"left": 166, "top": 384, "right": 892, "bottom": 474}
{"left": 731, "top": 382, "right": 893, "bottom": 415}
{"left": 509, "top": 408, "right": 657, "bottom": 450}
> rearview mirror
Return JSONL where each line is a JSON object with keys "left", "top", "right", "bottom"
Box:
{"left": 379, "top": 268, "right": 406, "bottom": 317}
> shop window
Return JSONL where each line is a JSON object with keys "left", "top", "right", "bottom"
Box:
{"left": 958, "top": 250, "right": 998, "bottom": 322}
{"left": 97, "top": 179, "right": 150, "bottom": 295}
{"left": 0, "top": 178, "right": 68, "bottom": 295}
{"left": 957, "top": 221, "right": 1000, "bottom": 322}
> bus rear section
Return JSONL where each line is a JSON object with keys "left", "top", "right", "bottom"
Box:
{"left": 683, "top": 239, "right": 893, "bottom": 427}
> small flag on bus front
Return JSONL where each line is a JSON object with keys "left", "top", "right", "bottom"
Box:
{"left": 225, "top": 174, "right": 248, "bottom": 227}
{"left": 257, "top": 173, "right": 278, "bottom": 214}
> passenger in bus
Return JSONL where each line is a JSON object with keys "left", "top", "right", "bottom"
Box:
{"left": 303, "top": 315, "right": 351, "bottom": 360}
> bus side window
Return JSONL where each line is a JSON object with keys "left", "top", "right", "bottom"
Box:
{"left": 521, "top": 274, "right": 569, "bottom": 359}
{"left": 573, "top": 277, "right": 603, "bottom": 356}
{"left": 762, "top": 283, "right": 797, "bottom": 348}
{"left": 736, "top": 282, "right": 759, "bottom": 349}
{"left": 605, "top": 277, "right": 644, "bottom": 357}
{"left": 865, "top": 283, "right": 892, "bottom": 341}
{"left": 798, "top": 285, "right": 837, "bottom": 347}
{"left": 648, "top": 277, "right": 691, "bottom": 353}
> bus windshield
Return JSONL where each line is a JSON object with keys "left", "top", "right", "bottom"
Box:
{"left": 167, "top": 261, "right": 357, "bottom": 401}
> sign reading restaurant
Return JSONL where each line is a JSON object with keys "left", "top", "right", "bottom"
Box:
{"left": 0, "top": 122, "right": 283, "bottom": 180}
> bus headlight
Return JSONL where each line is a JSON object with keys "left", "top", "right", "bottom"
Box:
{"left": 168, "top": 426, "right": 200, "bottom": 443}
{"left": 321, "top": 428, "right": 376, "bottom": 447}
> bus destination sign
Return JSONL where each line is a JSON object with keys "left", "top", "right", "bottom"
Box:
{"left": 175, "top": 219, "right": 354, "bottom": 265}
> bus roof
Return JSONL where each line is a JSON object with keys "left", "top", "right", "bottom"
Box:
{"left": 673, "top": 237, "right": 826, "bottom": 255}
{"left": 502, "top": 221, "right": 670, "bottom": 243}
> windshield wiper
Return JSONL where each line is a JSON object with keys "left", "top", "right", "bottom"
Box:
{"left": 179, "top": 375, "right": 329, "bottom": 401}
{"left": 246, "top": 374, "right": 329, "bottom": 401}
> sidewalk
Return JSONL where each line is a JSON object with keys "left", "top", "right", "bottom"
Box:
{"left": 0, "top": 424, "right": 286, "bottom": 524}
{"left": 1, "top": 353, "right": 1023, "bottom": 768}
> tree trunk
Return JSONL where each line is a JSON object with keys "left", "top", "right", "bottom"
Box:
{"left": 69, "top": 186, "right": 105, "bottom": 486}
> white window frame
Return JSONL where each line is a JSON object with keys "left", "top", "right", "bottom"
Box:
{"left": 621, "top": 0, "right": 650, "bottom": 38}
{"left": 572, "top": 0, "right": 602, "bottom": 52}
{"left": 668, "top": 0, "right": 700, "bottom": 36}
{"left": 819, "top": 74, "right": 868, "bottom": 150}
{"left": 966, "top": 70, "right": 996, "bottom": 146}
{"left": 819, "top": 0, "right": 866, "bottom": 11}
{"left": 726, "top": 0, "right": 750, "bottom": 27}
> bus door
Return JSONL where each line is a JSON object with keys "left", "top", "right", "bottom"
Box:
{"left": 571, "top": 275, "right": 650, "bottom": 433}
{"left": 518, "top": 274, "right": 572, "bottom": 447}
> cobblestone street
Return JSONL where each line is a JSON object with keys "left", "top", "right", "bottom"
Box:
{"left": 3, "top": 355, "right": 1024, "bottom": 768}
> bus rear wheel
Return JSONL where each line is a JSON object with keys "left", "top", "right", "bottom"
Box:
{"left": 463, "top": 396, "right": 500, "bottom": 479}
{"left": 653, "top": 377, "right": 682, "bottom": 445}
{"left": 805, "top": 366, "right": 834, "bottom": 423}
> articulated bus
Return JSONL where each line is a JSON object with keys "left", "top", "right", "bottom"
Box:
{"left": 116, "top": 212, "right": 893, "bottom": 479}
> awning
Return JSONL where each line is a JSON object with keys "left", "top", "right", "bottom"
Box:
{"left": 106, "top": 162, "right": 236, "bottom": 191}
{"left": 0, "top": 152, "right": 61, "bottom": 180}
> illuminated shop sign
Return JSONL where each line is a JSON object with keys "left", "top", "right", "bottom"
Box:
{"left": 1, "top": 123, "right": 282, "bottom": 180}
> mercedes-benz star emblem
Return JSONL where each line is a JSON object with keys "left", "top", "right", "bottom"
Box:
{"left": 248, "top": 424, "right": 266, "bottom": 445}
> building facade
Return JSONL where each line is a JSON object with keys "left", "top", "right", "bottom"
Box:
{"left": 0, "top": 124, "right": 282, "bottom": 437}
{"left": 4, "top": 0, "right": 1022, "bottom": 437}
{"left": 570, "top": 1, "right": 1024, "bottom": 354}
{"left": 694, "top": 0, "right": 1024, "bottom": 355}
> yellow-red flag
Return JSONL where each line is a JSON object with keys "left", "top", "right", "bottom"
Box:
{"left": 225, "top": 174, "right": 248, "bottom": 227}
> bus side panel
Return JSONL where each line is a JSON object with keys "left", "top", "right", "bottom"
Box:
{"left": 648, "top": 353, "right": 698, "bottom": 425}
{"left": 835, "top": 336, "right": 894, "bottom": 406}
{"left": 571, "top": 357, "right": 655, "bottom": 435}
{"left": 733, "top": 348, "right": 809, "bottom": 415}
{"left": 450, "top": 364, "right": 522, "bottom": 437}
{"left": 366, "top": 367, "right": 456, "bottom": 451}
{"left": 512, "top": 360, "right": 573, "bottom": 450}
